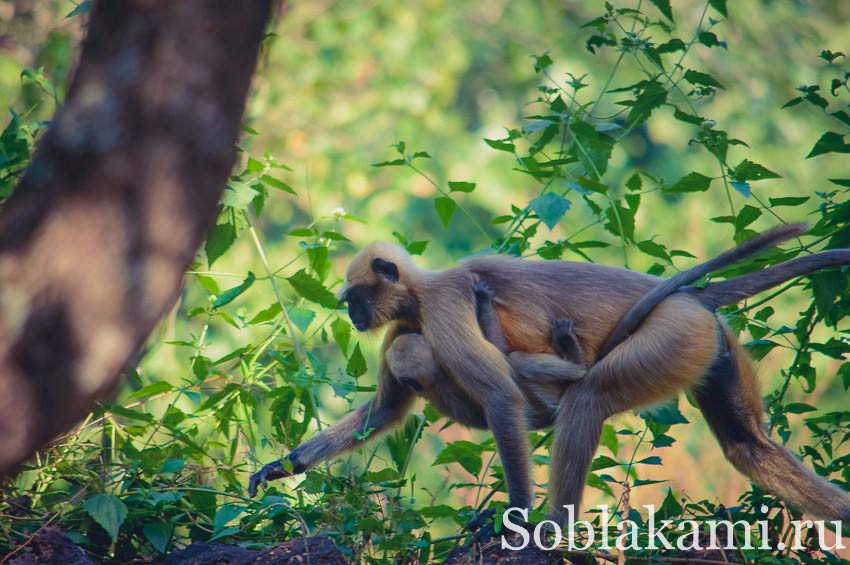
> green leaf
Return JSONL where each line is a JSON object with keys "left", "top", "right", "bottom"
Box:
{"left": 640, "top": 398, "right": 688, "bottom": 426}
{"left": 659, "top": 489, "right": 683, "bottom": 518}
{"left": 831, "top": 110, "right": 850, "bottom": 128}
{"left": 419, "top": 505, "right": 459, "bottom": 520}
{"left": 289, "top": 307, "right": 315, "bottom": 333}
{"left": 387, "top": 414, "right": 425, "bottom": 473}
{"left": 143, "top": 522, "right": 172, "bottom": 554}
{"left": 784, "top": 403, "right": 817, "bottom": 414}
{"left": 529, "top": 193, "right": 571, "bottom": 229}
{"left": 575, "top": 176, "right": 609, "bottom": 194}
{"left": 209, "top": 527, "right": 240, "bottom": 542}
{"left": 604, "top": 204, "right": 635, "bottom": 241}
{"left": 222, "top": 181, "right": 258, "bottom": 209}
{"left": 672, "top": 107, "right": 704, "bottom": 125}
{"left": 683, "top": 69, "right": 725, "bottom": 90}
{"left": 698, "top": 31, "right": 725, "bottom": 49}
{"left": 625, "top": 173, "right": 642, "bottom": 192}
{"left": 246, "top": 157, "right": 265, "bottom": 172}
{"left": 128, "top": 381, "right": 174, "bottom": 400}
{"left": 322, "top": 231, "right": 349, "bottom": 242}
{"left": 483, "top": 138, "right": 515, "bottom": 153}
{"left": 591, "top": 455, "right": 620, "bottom": 471}
{"left": 807, "top": 132, "right": 850, "bottom": 158}
{"left": 709, "top": 0, "right": 727, "bottom": 16}
{"left": 213, "top": 504, "right": 245, "bottom": 533}
{"left": 735, "top": 205, "right": 762, "bottom": 231}
{"left": 769, "top": 196, "right": 809, "bottom": 207}
{"left": 288, "top": 269, "right": 339, "bottom": 309}
{"left": 84, "top": 494, "right": 128, "bottom": 542}
{"left": 213, "top": 272, "right": 255, "bottom": 309}
{"left": 586, "top": 472, "right": 614, "bottom": 496}
{"left": 248, "top": 302, "right": 282, "bottom": 325}
{"left": 448, "top": 181, "right": 476, "bottom": 193}
{"left": 665, "top": 172, "right": 713, "bottom": 193}
{"left": 569, "top": 119, "right": 615, "bottom": 176}
{"left": 733, "top": 159, "right": 781, "bottom": 182}
{"left": 656, "top": 38, "right": 685, "bottom": 54}
{"left": 730, "top": 182, "right": 750, "bottom": 197}
{"left": 346, "top": 343, "right": 367, "bottom": 378}
{"left": 637, "top": 240, "right": 669, "bottom": 261}
{"left": 205, "top": 208, "right": 247, "bottom": 267}
{"left": 261, "top": 174, "right": 296, "bottom": 194}
{"left": 533, "top": 53, "right": 554, "bottom": 72}
{"left": 812, "top": 270, "right": 847, "bottom": 325}
{"left": 107, "top": 404, "right": 155, "bottom": 423}
{"left": 159, "top": 458, "right": 186, "bottom": 474}
{"left": 194, "top": 274, "right": 221, "bottom": 296}
{"left": 648, "top": 0, "right": 673, "bottom": 20}
{"left": 434, "top": 196, "right": 457, "bottom": 228}
{"left": 840, "top": 363, "right": 850, "bottom": 390}
{"left": 624, "top": 81, "right": 668, "bottom": 127}
{"left": 65, "top": 1, "right": 91, "bottom": 18}
{"left": 745, "top": 340, "right": 779, "bottom": 361}
{"left": 372, "top": 159, "right": 407, "bottom": 167}
{"left": 433, "top": 440, "right": 485, "bottom": 476}
{"left": 599, "top": 424, "right": 619, "bottom": 454}
{"left": 331, "top": 318, "right": 351, "bottom": 355}
{"left": 407, "top": 240, "right": 428, "bottom": 255}
{"left": 820, "top": 49, "right": 845, "bottom": 63}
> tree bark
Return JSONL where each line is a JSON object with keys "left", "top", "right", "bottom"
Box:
{"left": 0, "top": 0, "right": 272, "bottom": 474}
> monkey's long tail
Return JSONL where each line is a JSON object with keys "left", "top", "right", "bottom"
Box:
{"left": 692, "top": 322, "right": 850, "bottom": 521}
{"left": 691, "top": 248, "right": 850, "bottom": 310}
{"left": 598, "top": 223, "right": 807, "bottom": 359}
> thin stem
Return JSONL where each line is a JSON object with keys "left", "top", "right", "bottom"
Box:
{"left": 246, "top": 213, "right": 306, "bottom": 365}
{"left": 407, "top": 162, "right": 492, "bottom": 242}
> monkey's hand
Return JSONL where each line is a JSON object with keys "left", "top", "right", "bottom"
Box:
{"left": 472, "top": 279, "right": 495, "bottom": 302}
{"left": 247, "top": 457, "right": 300, "bottom": 498}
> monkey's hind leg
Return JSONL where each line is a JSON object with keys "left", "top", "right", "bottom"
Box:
{"left": 551, "top": 318, "right": 584, "bottom": 365}
{"left": 693, "top": 321, "right": 850, "bottom": 522}
{"left": 547, "top": 294, "right": 719, "bottom": 523}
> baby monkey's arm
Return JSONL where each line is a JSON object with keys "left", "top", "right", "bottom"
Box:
{"left": 473, "top": 279, "right": 508, "bottom": 353}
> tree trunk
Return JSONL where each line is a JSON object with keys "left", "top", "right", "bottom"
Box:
{"left": 0, "top": 0, "right": 273, "bottom": 474}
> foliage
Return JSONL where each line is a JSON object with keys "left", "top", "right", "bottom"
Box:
{"left": 1, "top": 1, "right": 850, "bottom": 562}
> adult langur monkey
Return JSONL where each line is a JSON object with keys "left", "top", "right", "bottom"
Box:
{"left": 249, "top": 222, "right": 850, "bottom": 524}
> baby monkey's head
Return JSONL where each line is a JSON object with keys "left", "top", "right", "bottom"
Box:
{"left": 385, "top": 333, "right": 440, "bottom": 392}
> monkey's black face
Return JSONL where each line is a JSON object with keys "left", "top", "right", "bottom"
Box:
{"left": 341, "top": 284, "right": 375, "bottom": 331}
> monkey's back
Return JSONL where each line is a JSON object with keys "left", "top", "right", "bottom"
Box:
{"left": 461, "top": 256, "right": 659, "bottom": 362}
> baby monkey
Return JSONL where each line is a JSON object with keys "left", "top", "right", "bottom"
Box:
{"left": 386, "top": 280, "right": 584, "bottom": 426}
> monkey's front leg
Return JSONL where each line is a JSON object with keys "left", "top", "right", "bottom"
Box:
{"left": 426, "top": 316, "right": 534, "bottom": 509}
{"left": 249, "top": 327, "right": 415, "bottom": 497}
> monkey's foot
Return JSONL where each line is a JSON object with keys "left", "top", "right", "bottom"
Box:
{"left": 472, "top": 279, "right": 495, "bottom": 301}
{"left": 247, "top": 460, "right": 291, "bottom": 498}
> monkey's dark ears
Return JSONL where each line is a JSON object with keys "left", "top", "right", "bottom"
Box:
{"left": 371, "top": 258, "right": 400, "bottom": 283}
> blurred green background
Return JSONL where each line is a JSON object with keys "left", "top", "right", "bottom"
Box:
{"left": 2, "top": 0, "right": 850, "bottom": 555}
